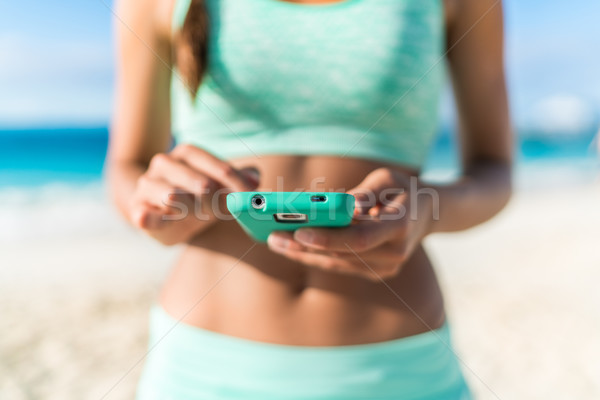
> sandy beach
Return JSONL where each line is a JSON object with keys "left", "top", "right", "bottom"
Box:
{"left": 1, "top": 182, "right": 599, "bottom": 400}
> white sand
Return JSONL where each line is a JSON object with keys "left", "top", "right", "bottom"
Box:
{"left": 1, "top": 183, "right": 599, "bottom": 399}
{"left": 427, "top": 183, "right": 600, "bottom": 399}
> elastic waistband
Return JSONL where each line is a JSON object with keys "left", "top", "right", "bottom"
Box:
{"left": 137, "top": 305, "right": 471, "bottom": 400}
{"left": 149, "top": 304, "right": 453, "bottom": 357}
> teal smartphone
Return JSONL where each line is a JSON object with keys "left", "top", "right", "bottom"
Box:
{"left": 226, "top": 192, "right": 355, "bottom": 242}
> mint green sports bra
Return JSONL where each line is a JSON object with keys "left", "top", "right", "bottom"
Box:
{"left": 171, "top": 0, "right": 445, "bottom": 168}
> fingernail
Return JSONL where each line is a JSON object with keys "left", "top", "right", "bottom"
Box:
{"left": 268, "top": 234, "right": 289, "bottom": 249}
{"left": 294, "top": 229, "right": 314, "bottom": 245}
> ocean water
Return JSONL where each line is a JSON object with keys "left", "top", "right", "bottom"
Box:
{"left": 1, "top": 126, "right": 598, "bottom": 188}
{"left": 0, "top": 127, "right": 108, "bottom": 187}
{"left": 423, "top": 128, "right": 600, "bottom": 188}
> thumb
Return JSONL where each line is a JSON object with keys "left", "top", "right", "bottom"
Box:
{"left": 347, "top": 168, "right": 399, "bottom": 215}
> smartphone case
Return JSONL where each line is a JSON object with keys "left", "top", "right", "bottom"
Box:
{"left": 226, "top": 192, "right": 355, "bottom": 242}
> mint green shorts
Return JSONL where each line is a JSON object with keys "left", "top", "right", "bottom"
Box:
{"left": 136, "top": 305, "right": 472, "bottom": 400}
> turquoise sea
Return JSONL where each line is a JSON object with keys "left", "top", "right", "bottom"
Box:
{"left": 0, "top": 126, "right": 598, "bottom": 188}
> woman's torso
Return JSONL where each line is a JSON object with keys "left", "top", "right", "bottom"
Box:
{"left": 159, "top": 0, "right": 452, "bottom": 345}
{"left": 160, "top": 156, "right": 446, "bottom": 345}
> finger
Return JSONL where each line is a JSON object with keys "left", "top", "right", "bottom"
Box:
{"left": 269, "top": 232, "right": 403, "bottom": 262}
{"left": 267, "top": 237, "right": 362, "bottom": 276}
{"left": 268, "top": 232, "right": 405, "bottom": 278}
{"left": 293, "top": 218, "right": 399, "bottom": 253}
{"left": 377, "top": 192, "right": 409, "bottom": 221}
{"left": 136, "top": 175, "right": 173, "bottom": 209}
{"left": 148, "top": 154, "right": 216, "bottom": 195}
{"left": 267, "top": 239, "right": 395, "bottom": 280}
{"left": 348, "top": 168, "right": 405, "bottom": 215}
{"left": 132, "top": 203, "right": 203, "bottom": 246}
{"left": 268, "top": 231, "right": 306, "bottom": 252}
{"left": 171, "top": 145, "right": 258, "bottom": 192}
{"left": 347, "top": 168, "right": 396, "bottom": 214}
{"left": 136, "top": 175, "right": 196, "bottom": 214}
{"left": 132, "top": 203, "right": 168, "bottom": 231}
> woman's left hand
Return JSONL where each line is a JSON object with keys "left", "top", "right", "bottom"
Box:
{"left": 267, "top": 168, "right": 435, "bottom": 281}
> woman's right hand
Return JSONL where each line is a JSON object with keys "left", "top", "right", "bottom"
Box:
{"left": 129, "top": 144, "right": 259, "bottom": 245}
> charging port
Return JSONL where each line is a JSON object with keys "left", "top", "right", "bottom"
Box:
{"left": 273, "top": 213, "right": 308, "bottom": 223}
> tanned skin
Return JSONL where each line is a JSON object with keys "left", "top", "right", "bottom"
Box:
{"left": 108, "top": 0, "right": 512, "bottom": 345}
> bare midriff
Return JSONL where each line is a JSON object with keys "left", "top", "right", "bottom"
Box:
{"left": 159, "top": 155, "right": 446, "bottom": 346}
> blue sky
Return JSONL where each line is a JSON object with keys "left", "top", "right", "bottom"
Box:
{"left": 0, "top": 0, "right": 114, "bottom": 126}
{"left": 0, "top": 0, "right": 599, "bottom": 129}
